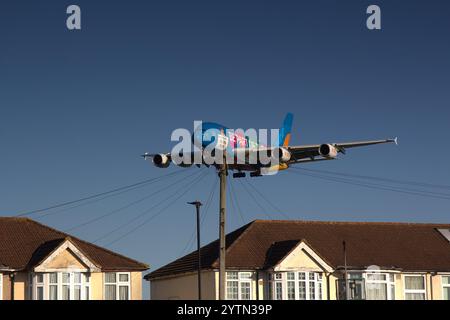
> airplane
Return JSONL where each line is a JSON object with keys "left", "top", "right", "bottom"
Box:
{"left": 142, "top": 113, "right": 397, "bottom": 178}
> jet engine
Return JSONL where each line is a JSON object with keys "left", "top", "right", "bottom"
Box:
{"left": 318, "top": 144, "right": 338, "bottom": 158}
{"left": 153, "top": 154, "right": 170, "bottom": 168}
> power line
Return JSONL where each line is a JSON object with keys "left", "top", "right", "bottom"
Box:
{"left": 64, "top": 169, "right": 201, "bottom": 232}
{"left": 244, "top": 178, "right": 291, "bottom": 219}
{"left": 290, "top": 169, "right": 450, "bottom": 201}
{"left": 100, "top": 170, "right": 210, "bottom": 246}
{"left": 15, "top": 169, "right": 186, "bottom": 217}
{"left": 92, "top": 169, "right": 207, "bottom": 244}
{"left": 38, "top": 169, "right": 191, "bottom": 219}
{"left": 293, "top": 167, "right": 450, "bottom": 190}
{"left": 236, "top": 178, "right": 273, "bottom": 219}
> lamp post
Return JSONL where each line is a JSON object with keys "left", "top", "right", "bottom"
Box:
{"left": 188, "top": 201, "right": 203, "bottom": 300}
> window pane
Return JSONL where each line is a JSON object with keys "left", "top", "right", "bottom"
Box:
{"left": 240, "top": 272, "right": 252, "bottom": 280}
{"left": 49, "top": 273, "right": 58, "bottom": 284}
{"left": 275, "top": 282, "right": 283, "bottom": 300}
{"left": 274, "top": 273, "right": 282, "bottom": 280}
{"left": 442, "top": 276, "right": 450, "bottom": 285}
{"left": 389, "top": 274, "right": 395, "bottom": 282}
{"left": 309, "top": 281, "right": 316, "bottom": 300}
{"left": 240, "top": 282, "right": 251, "bottom": 300}
{"left": 366, "top": 283, "right": 387, "bottom": 300}
{"left": 443, "top": 287, "right": 450, "bottom": 300}
{"left": 105, "top": 273, "right": 116, "bottom": 283}
{"left": 119, "top": 286, "right": 129, "bottom": 300}
{"left": 119, "top": 274, "right": 129, "bottom": 282}
{"left": 37, "top": 286, "right": 44, "bottom": 300}
{"left": 74, "top": 285, "right": 81, "bottom": 300}
{"left": 287, "top": 281, "right": 295, "bottom": 300}
{"left": 105, "top": 284, "right": 116, "bottom": 300}
{"left": 318, "top": 282, "right": 323, "bottom": 300}
{"left": 367, "top": 273, "right": 386, "bottom": 281}
{"left": 349, "top": 273, "right": 363, "bottom": 279}
{"left": 62, "top": 285, "right": 70, "bottom": 300}
{"left": 287, "top": 272, "right": 295, "bottom": 280}
{"left": 298, "top": 281, "right": 306, "bottom": 300}
{"left": 226, "top": 272, "right": 238, "bottom": 280}
{"left": 405, "top": 276, "right": 424, "bottom": 290}
{"left": 85, "top": 287, "right": 90, "bottom": 300}
{"left": 298, "top": 272, "right": 306, "bottom": 280}
{"left": 226, "top": 281, "right": 238, "bottom": 300}
{"left": 62, "top": 273, "right": 70, "bottom": 284}
{"left": 390, "top": 284, "right": 395, "bottom": 300}
{"left": 74, "top": 272, "right": 81, "bottom": 284}
{"left": 405, "top": 292, "right": 425, "bottom": 300}
{"left": 84, "top": 273, "right": 90, "bottom": 283}
{"left": 36, "top": 274, "right": 44, "bottom": 284}
{"left": 309, "top": 273, "right": 315, "bottom": 281}
{"left": 349, "top": 279, "right": 365, "bottom": 300}
{"left": 49, "top": 285, "right": 58, "bottom": 300}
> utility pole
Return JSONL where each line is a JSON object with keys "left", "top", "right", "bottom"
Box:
{"left": 343, "top": 240, "right": 350, "bottom": 300}
{"left": 188, "top": 201, "right": 203, "bottom": 300}
{"left": 218, "top": 153, "right": 227, "bottom": 300}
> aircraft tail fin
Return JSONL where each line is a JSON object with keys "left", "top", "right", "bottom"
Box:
{"left": 279, "top": 113, "right": 294, "bottom": 146}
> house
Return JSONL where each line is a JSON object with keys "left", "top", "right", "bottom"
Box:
{"left": 0, "top": 217, "right": 148, "bottom": 300}
{"left": 145, "top": 219, "right": 450, "bottom": 300}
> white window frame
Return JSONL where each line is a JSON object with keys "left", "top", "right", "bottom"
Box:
{"left": 441, "top": 275, "right": 450, "bottom": 300}
{"left": 32, "top": 272, "right": 91, "bottom": 300}
{"left": 225, "top": 271, "right": 253, "bottom": 300}
{"left": 103, "top": 272, "right": 131, "bottom": 300}
{"left": 364, "top": 272, "right": 396, "bottom": 300}
{"left": 403, "top": 274, "right": 427, "bottom": 300}
{"left": 270, "top": 271, "right": 323, "bottom": 300}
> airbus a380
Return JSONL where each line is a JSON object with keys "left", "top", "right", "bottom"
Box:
{"left": 143, "top": 113, "right": 397, "bottom": 178}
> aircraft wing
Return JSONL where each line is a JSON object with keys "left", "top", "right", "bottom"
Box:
{"left": 287, "top": 138, "right": 397, "bottom": 161}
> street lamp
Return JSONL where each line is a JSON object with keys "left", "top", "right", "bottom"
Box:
{"left": 188, "top": 201, "right": 203, "bottom": 300}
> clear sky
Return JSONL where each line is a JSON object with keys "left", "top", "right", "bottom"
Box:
{"left": 1, "top": 1, "right": 450, "bottom": 298}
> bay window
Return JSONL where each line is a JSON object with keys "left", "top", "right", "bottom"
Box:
{"left": 442, "top": 276, "right": 450, "bottom": 300}
{"left": 32, "top": 272, "right": 90, "bottom": 300}
{"left": 226, "top": 272, "right": 253, "bottom": 300}
{"left": 104, "top": 272, "right": 131, "bottom": 300}
{"left": 404, "top": 275, "right": 426, "bottom": 300}
{"left": 271, "top": 271, "right": 323, "bottom": 300}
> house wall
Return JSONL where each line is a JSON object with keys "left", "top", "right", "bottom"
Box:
{"left": 150, "top": 271, "right": 216, "bottom": 300}
{"left": 91, "top": 272, "right": 103, "bottom": 300}
{"left": 431, "top": 274, "right": 443, "bottom": 300}
{"left": 131, "top": 272, "right": 143, "bottom": 300}
{"left": 1, "top": 272, "right": 28, "bottom": 300}
{"left": 13, "top": 272, "right": 28, "bottom": 300}
{"left": 2, "top": 274, "right": 11, "bottom": 300}
{"left": 327, "top": 274, "right": 338, "bottom": 300}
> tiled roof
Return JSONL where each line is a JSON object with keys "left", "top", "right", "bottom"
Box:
{"left": 0, "top": 217, "right": 148, "bottom": 271}
{"left": 145, "top": 219, "right": 450, "bottom": 279}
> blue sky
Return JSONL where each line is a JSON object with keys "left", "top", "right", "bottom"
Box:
{"left": 1, "top": 1, "right": 450, "bottom": 297}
